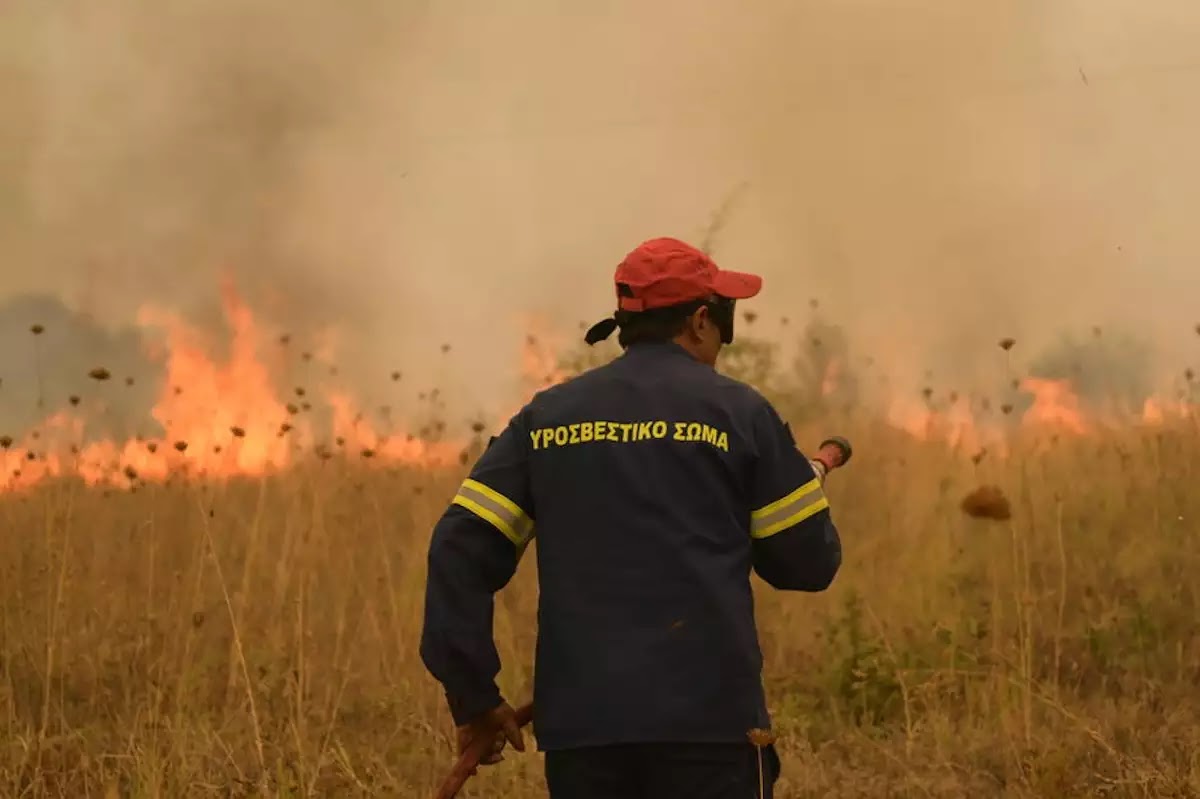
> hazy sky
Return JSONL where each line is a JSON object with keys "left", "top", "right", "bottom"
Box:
{"left": 2, "top": 0, "right": 1199, "bottom": 416}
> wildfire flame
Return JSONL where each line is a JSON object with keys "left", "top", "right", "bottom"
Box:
{"left": 885, "top": 373, "right": 1196, "bottom": 458}
{"left": 2, "top": 287, "right": 1196, "bottom": 492}
{"left": 1, "top": 283, "right": 466, "bottom": 492}
{"left": 1019, "top": 377, "right": 1089, "bottom": 434}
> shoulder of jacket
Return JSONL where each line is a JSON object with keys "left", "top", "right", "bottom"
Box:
{"left": 525, "top": 364, "right": 600, "bottom": 407}
{"left": 705, "top": 369, "right": 772, "bottom": 411}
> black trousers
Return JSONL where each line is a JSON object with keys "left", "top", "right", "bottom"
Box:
{"left": 544, "top": 742, "right": 780, "bottom": 799}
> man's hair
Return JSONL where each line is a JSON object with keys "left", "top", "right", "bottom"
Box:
{"left": 613, "top": 284, "right": 706, "bottom": 348}
{"left": 615, "top": 303, "right": 705, "bottom": 348}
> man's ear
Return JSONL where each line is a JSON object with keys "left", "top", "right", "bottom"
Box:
{"left": 689, "top": 305, "right": 710, "bottom": 340}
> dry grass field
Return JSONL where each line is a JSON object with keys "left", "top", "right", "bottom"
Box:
{"left": 1, "top": 326, "right": 1198, "bottom": 799}
{"left": 5, "top": 1, "right": 1200, "bottom": 796}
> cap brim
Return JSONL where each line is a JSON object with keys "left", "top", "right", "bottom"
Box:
{"left": 712, "top": 269, "right": 762, "bottom": 300}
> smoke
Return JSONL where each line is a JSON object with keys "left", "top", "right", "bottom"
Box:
{"left": 3, "top": 0, "right": 1199, "bottom": 424}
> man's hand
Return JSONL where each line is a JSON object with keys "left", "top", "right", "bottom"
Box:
{"left": 455, "top": 701, "right": 526, "bottom": 774}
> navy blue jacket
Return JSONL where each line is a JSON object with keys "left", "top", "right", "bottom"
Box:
{"left": 420, "top": 341, "right": 841, "bottom": 750}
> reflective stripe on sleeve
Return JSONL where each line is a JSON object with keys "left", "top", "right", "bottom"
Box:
{"left": 452, "top": 478, "right": 534, "bottom": 548}
{"left": 750, "top": 478, "right": 829, "bottom": 539}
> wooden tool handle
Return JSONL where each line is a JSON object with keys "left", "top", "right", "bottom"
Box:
{"left": 433, "top": 702, "right": 535, "bottom": 799}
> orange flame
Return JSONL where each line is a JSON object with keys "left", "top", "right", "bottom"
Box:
{"left": 2, "top": 283, "right": 464, "bottom": 493}
{"left": 1018, "top": 377, "right": 1090, "bottom": 434}
{"left": 5, "top": 293, "right": 1198, "bottom": 490}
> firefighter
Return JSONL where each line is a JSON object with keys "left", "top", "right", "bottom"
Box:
{"left": 420, "top": 236, "right": 843, "bottom": 798}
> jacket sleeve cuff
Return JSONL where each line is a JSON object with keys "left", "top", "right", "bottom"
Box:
{"left": 447, "top": 683, "right": 503, "bottom": 726}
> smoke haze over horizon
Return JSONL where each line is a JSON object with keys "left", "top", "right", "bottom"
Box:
{"left": 3, "top": 0, "right": 1199, "bottom": 421}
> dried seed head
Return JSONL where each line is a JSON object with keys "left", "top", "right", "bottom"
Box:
{"left": 301, "top": 402, "right": 311, "bottom": 411}
{"left": 230, "top": 426, "right": 246, "bottom": 438}
{"left": 921, "top": 387, "right": 933, "bottom": 400}
{"left": 1, "top": 436, "right": 13, "bottom": 449}
{"left": 315, "top": 445, "right": 333, "bottom": 460}
{"left": 278, "top": 423, "right": 292, "bottom": 436}
{"left": 1011, "top": 378, "right": 1020, "bottom": 390}
{"left": 470, "top": 421, "right": 486, "bottom": 434}
{"left": 88, "top": 367, "right": 111, "bottom": 381}
{"left": 961, "top": 485, "right": 1011, "bottom": 520}
{"left": 68, "top": 395, "right": 80, "bottom": 407}
{"left": 391, "top": 370, "right": 402, "bottom": 381}
{"left": 213, "top": 445, "right": 222, "bottom": 454}
{"left": 458, "top": 449, "right": 469, "bottom": 465}
{"left": 124, "top": 465, "right": 138, "bottom": 481}
{"left": 279, "top": 334, "right": 291, "bottom": 346}
{"left": 747, "top": 728, "right": 776, "bottom": 747}
{"left": 286, "top": 403, "right": 299, "bottom": 415}
{"left": 999, "top": 337, "right": 1015, "bottom": 351}
{"left": 173, "top": 386, "right": 183, "bottom": 396}
{"left": 971, "top": 449, "right": 987, "bottom": 465}
{"left": 146, "top": 442, "right": 158, "bottom": 454}
{"left": 294, "top": 387, "right": 306, "bottom": 397}
{"left": 192, "top": 611, "right": 205, "bottom": 628}
{"left": 25, "top": 451, "right": 36, "bottom": 461}
{"left": 301, "top": 351, "right": 312, "bottom": 362}
{"left": 173, "top": 441, "right": 188, "bottom": 453}
{"left": 125, "top": 377, "right": 135, "bottom": 387}
{"left": 441, "top": 343, "right": 452, "bottom": 353}
{"left": 1186, "top": 368, "right": 1195, "bottom": 383}
{"left": 360, "top": 448, "right": 375, "bottom": 458}
{"left": 30, "top": 324, "right": 44, "bottom": 335}
{"left": 743, "top": 310, "right": 758, "bottom": 325}
{"left": 948, "top": 390, "right": 959, "bottom": 403}
{"left": 1001, "top": 403, "right": 1014, "bottom": 415}
{"left": 780, "top": 316, "right": 790, "bottom": 326}
{"left": 335, "top": 436, "right": 345, "bottom": 447}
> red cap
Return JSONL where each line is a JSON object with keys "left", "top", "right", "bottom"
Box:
{"left": 613, "top": 237, "right": 762, "bottom": 311}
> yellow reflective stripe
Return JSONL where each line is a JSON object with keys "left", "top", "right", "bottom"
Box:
{"left": 753, "top": 496, "right": 830, "bottom": 539}
{"left": 453, "top": 479, "right": 534, "bottom": 549}
{"left": 453, "top": 495, "right": 525, "bottom": 547}
{"left": 463, "top": 478, "right": 524, "bottom": 519}
{"left": 750, "top": 478, "right": 829, "bottom": 539}
{"left": 751, "top": 478, "right": 821, "bottom": 521}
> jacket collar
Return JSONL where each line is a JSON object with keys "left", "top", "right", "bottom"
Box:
{"left": 619, "top": 341, "right": 697, "bottom": 363}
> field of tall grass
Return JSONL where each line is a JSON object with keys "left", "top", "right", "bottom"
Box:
{"left": 1, "top": 324, "right": 1198, "bottom": 798}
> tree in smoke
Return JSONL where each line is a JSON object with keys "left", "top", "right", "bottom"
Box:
{"left": 0, "top": 294, "right": 161, "bottom": 440}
